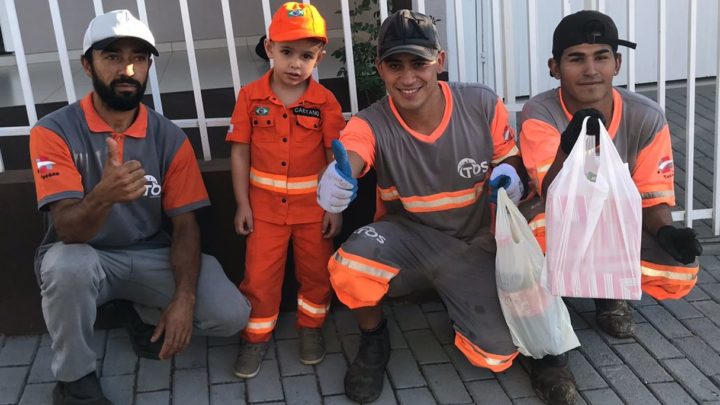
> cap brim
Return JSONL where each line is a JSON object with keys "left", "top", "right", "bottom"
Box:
{"left": 378, "top": 45, "right": 438, "bottom": 62}
{"left": 91, "top": 37, "right": 159, "bottom": 56}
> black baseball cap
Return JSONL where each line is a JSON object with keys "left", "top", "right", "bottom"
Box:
{"left": 552, "top": 10, "right": 636, "bottom": 60}
{"left": 377, "top": 9, "right": 441, "bottom": 62}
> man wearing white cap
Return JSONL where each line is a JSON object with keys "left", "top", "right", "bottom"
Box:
{"left": 29, "top": 10, "right": 250, "bottom": 404}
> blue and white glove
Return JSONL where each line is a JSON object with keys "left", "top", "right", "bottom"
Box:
{"left": 317, "top": 140, "right": 358, "bottom": 213}
{"left": 489, "top": 163, "right": 524, "bottom": 205}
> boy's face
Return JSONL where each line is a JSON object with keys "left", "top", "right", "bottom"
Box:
{"left": 375, "top": 51, "right": 445, "bottom": 113}
{"left": 265, "top": 39, "right": 325, "bottom": 88}
{"left": 548, "top": 43, "right": 620, "bottom": 109}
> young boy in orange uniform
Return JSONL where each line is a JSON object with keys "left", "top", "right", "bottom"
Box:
{"left": 226, "top": 2, "right": 346, "bottom": 378}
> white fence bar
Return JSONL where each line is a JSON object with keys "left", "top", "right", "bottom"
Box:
{"left": 714, "top": 1, "right": 720, "bottom": 235}
{"left": 136, "top": 0, "right": 163, "bottom": 115}
{"left": 561, "top": 0, "right": 571, "bottom": 16}
{"left": 657, "top": 0, "right": 666, "bottom": 111}
{"left": 4, "top": 0, "right": 37, "bottom": 126}
{"left": 340, "top": 0, "right": 359, "bottom": 114}
{"left": 220, "top": 0, "right": 242, "bottom": 97}
{"left": 526, "top": 0, "right": 538, "bottom": 97}
{"left": 379, "top": 0, "right": 389, "bottom": 21}
{"left": 48, "top": 0, "right": 76, "bottom": 103}
{"left": 491, "top": 0, "right": 504, "bottom": 98}
{"left": 684, "top": 0, "right": 697, "bottom": 227}
{"left": 626, "top": 0, "right": 635, "bottom": 92}
{"left": 261, "top": 0, "right": 273, "bottom": 69}
{"left": 93, "top": 0, "right": 103, "bottom": 16}
{"left": 415, "top": 0, "right": 425, "bottom": 14}
{"left": 178, "top": 0, "right": 211, "bottom": 160}
{"left": 454, "top": 0, "right": 466, "bottom": 82}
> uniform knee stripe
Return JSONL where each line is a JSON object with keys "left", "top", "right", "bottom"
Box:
{"left": 328, "top": 249, "right": 398, "bottom": 309}
{"left": 454, "top": 332, "right": 518, "bottom": 372}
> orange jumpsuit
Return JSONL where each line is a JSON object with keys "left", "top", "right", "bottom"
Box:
{"left": 227, "top": 70, "right": 346, "bottom": 342}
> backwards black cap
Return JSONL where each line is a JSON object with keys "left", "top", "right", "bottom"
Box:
{"left": 553, "top": 10, "right": 636, "bottom": 61}
{"left": 377, "top": 9, "right": 441, "bottom": 62}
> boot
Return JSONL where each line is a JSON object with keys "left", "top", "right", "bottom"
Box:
{"left": 53, "top": 372, "right": 112, "bottom": 405}
{"left": 530, "top": 353, "right": 578, "bottom": 405}
{"left": 595, "top": 299, "right": 635, "bottom": 338}
{"left": 344, "top": 319, "right": 391, "bottom": 403}
{"left": 299, "top": 327, "right": 325, "bottom": 365}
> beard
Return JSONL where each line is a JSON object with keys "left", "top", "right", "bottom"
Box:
{"left": 91, "top": 69, "right": 147, "bottom": 111}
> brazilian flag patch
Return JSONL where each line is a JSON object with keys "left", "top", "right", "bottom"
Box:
{"left": 255, "top": 106, "right": 270, "bottom": 116}
{"left": 289, "top": 9, "right": 305, "bottom": 17}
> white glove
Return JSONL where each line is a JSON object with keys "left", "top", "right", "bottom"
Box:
{"left": 317, "top": 161, "right": 357, "bottom": 213}
{"left": 489, "top": 163, "right": 524, "bottom": 205}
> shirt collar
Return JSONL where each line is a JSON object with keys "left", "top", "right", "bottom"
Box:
{"left": 247, "top": 69, "right": 327, "bottom": 106}
{"left": 80, "top": 92, "right": 148, "bottom": 138}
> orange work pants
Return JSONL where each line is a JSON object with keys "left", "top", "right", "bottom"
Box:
{"left": 240, "top": 219, "right": 333, "bottom": 343}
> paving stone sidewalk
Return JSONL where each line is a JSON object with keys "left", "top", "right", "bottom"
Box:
{"left": 2, "top": 255, "right": 720, "bottom": 404}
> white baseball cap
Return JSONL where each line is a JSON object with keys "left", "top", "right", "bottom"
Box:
{"left": 82, "top": 9, "right": 158, "bottom": 56}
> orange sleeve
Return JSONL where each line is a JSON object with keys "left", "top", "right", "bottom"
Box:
{"left": 632, "top": 124, "right": 676, "bottom": 208}
{"left": 226, "top": 87, "right": 252, "bottom": 144}
{"left": 519, "top": 118, "right": 562, "bottom": 196}
{"left": 339, "top": 116, "right": 376, "bottom": 177}
{"left": 162, "top": 138, "right": 210, "bottom": 216}
{"left": 29, "top": 125, "right": 84, "bottom": 210}
{"left": 490, "top": 98, "right": 520, "bottom": 164}
{"left": 322, "top": 92, "right": 346, "bottom": 148}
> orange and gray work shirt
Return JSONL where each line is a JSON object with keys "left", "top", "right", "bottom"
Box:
{"left": 341, "top": 81, "right": 519, "bottom": 242}
{"left": 520, "top": 87, "right": 675, "bottom": 207}
{"left": 29, "top": 92, "right": 210, "bottom": 257}
{"left": 226, "top": 70, "right": 345, "bottom": 225}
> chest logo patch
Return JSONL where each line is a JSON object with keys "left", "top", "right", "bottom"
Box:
{"left": 144, "top": 175, "right": 162, "bottom": 197}
{"left": 255, "top": 106, "right": 270, "bottom": 116}
{"left": 293, "top": 106, "right": 321, "bottom": 118}
{"left": 457, "top": 158, "right": 489, "bottom": 179}
{"left": 36, "top": 156, "right": 60, "bottom": 179}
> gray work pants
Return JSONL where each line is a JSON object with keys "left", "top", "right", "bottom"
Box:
{"left": 38, "top": 242, "right": 250, "bottom": 381}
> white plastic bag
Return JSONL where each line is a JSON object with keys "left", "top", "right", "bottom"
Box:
{"left": 545, "top": 117, "right": 642, "bottom": 300}
{"left": 495, "top": 188, "right": 580, "bottom": 358}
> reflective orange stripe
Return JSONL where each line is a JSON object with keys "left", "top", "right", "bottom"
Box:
{"left": 249, "top": 167, "right": 318, "bottom": 195}
{"left": 377, "top": 182, "right": 486, "bottom": 213}
{"left": 328, "top": 248, "right": 399, "bottom": 309}
{"left": 297, "top": 295, "right": 330, "bottom": 319}
{"left": 529, "top": 213, "right": 547, "bottom": 253}
{"left": 245, "top": 314, "right": 278, "bottom": 335}
{"left": 641, "top": 260, "right": 698, "bottom": 300}
{"left": 454, "top": 332, "right": 518, "bottom": 372}
{"left": 492, "top": 145, "right": 520, "bottom": 164}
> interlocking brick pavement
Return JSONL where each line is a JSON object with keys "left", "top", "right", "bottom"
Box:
{"left": 3, "top": 254, "right": 720, "bottom": 405}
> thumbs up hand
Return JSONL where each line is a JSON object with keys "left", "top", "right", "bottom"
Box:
{"left": 317, "top": 140, "right": 358, "bottom": 213}
{"left": 97, "top": 137, "right": 147, "bottom": 203}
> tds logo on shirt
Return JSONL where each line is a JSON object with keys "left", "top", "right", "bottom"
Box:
{"left": 144, "top": 175, "right": 162, "bottom": 198}
{"left": 457, "top": 158, "right": 489, "bottom": 179}
{"left": 36, "top": 156, "right": 59, "bottom": 179}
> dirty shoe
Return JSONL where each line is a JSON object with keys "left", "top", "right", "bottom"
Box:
{"left": 233, "top": 341, "right": 269, "bottom": 379}
{"left": 299, "top": 327, "right": 325, "bottom": 365}
{"left": 53, "top": 372, "right": 112, "bottom": 405}
{"left": 595, "top": 299, "right": 635, "bottom": 338}
{"left": 531, "top": 353, "right": 578, "bottom": 405}
{"left": 344, "top": 319, "right": 391, "bottom": 403}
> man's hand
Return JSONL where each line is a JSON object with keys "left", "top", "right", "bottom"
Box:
{"left": 489, "top": 163, "right": 524, "bottom": 204}
{"left": 322, "top": 211, "right": 343, "bottom": 239}
{"left": 234, "top": 205, "right": 254, "bottom": 235}
{"left": 96, "top": 137, "right": 147, "bottom": 203}
{"left": 317, "top": 140, "right": 358, "bottom": 213}
{"left": 560, "top": 108, "right": 606, "bottom": 155}
{"left": 656, "top": 225, "right": 703, "bottom": 264}
{"left": 151, "top": 295, "right": 195, "bottom": 360}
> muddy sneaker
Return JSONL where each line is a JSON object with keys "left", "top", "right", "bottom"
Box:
{"left": 344, "top": 319, "right": 391, "bottom": 403}
{"left": 52, "top": 372, "right": 112, "bottom": 405}
{"left": 233, "top": 341, "right": 269, "bottom": 379}
{"left": 299, "top": 328, "right": 325, "bottom": 365}
{"left": 531, "top": 353, "right": 578, "bottom": 405}
{"left": 595, "top": 299, "right": 635, "bottom": 338}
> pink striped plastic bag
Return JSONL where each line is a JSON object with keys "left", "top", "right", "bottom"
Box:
{"left": 544, "top": 117, "right": 642, "bottom": 300}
